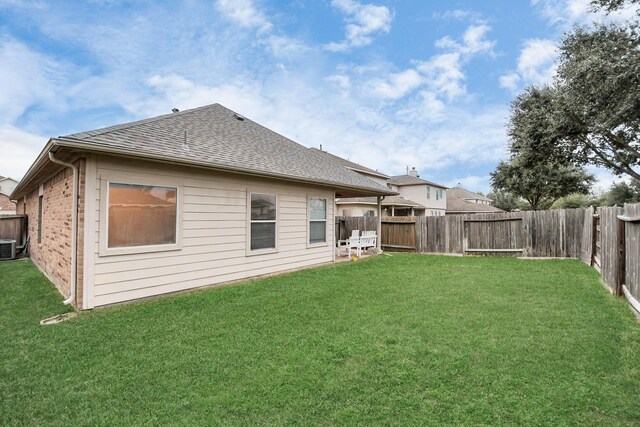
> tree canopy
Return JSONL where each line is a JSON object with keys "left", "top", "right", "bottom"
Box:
{"left": 491, "top": 158, "right": 594, "bottom": 210}
{"left": 553, "top": 24, "right": 640, "bottom": 180}
{"left": 493, "top": 83, "right": 595, "bottom": 210}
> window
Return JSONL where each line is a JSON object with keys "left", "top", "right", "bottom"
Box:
{"left": 250, "top": 193, "right": 277, "bottom": 251}
{"left": 364, "top": 209, "right": 375, "bottom": 218}
{"left": 107, "top": 182, "right": 178, "bottom": 249}
{"left": 309, "top": 197, "right": 327, "bottom": 245}
{"left": 38, "top": 195, "right": 43, "bottom": 244}
{"left": 426, "top": 186, "right": 431, "bottom": 199}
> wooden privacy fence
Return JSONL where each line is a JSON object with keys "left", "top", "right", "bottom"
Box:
{"left": 337, "top": 202, "right": 640, "bottom": 313}
{"left": 0, "top": 215, "right": 27, "bottom": 245}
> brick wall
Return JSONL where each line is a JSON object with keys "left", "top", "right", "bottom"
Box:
{"left": 22, "top": 158, "right": 85, "bottom": 309}
{"left": 0, "top": 193, "right": 16, "bottom": 213}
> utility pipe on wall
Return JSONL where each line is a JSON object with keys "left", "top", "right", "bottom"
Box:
{"left": 48, "top": 152, "right": 78, "bottom": 306}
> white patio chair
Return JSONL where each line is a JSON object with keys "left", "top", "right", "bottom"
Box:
{"left": 337, "top": 230, "right": 359, "bottom": 257}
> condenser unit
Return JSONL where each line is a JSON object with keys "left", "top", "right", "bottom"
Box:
{"left": 0, "top": 239, "right": 16, "bottom": 260}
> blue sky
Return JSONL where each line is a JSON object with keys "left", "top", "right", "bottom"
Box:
{"left": 0, "top": 0, "right": 635, "bottom": 192}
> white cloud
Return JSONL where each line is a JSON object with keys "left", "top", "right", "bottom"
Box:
{"left": 325, "top": 0, "right": 392, "bottom": 51}
{"left": 499, "top": 73, "right": 521, "bottom": 91}
{"left": 0, "top": 125, "right": 47, "bottom": 180}
{"left": 435, "top": 25, "right": 495, "bottom": 56}
{"left": 326, "top": 74, "right": 351, "bottom": 90}
{"left": 365, "top": 69, "right": 422, "bottom": 99}
{"left": 416, "top": 53, "right": 466, "bottom": 101}
{"left": 0, "top": 37, "right": 67, "bottom": 123}
{"left": 517, "top": 39, "right": 557, "bottom": 83}
{"left": 362, "top": 23, "right": 495, "bottom": 102}
{"left": 533, "top": 0, "right": 639, "bottom": 28}
{"left": 215, "top": 0, "right": 272, "bottom": 32}
{"left": 499, "top": 39, "right": 557, "bottom": 92}
{"left": 445, "top": 175, "right": 492, "bottom": 193}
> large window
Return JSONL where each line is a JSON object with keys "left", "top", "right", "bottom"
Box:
{"left": 309, "top": 197, "right": 327, "bottom": 245}
{"left": 250, "top": 193, "right": 277, "bottom": 251}
{"left": 426, "top": 186, "right": 431, "bottom": 199}
{"left": 107, "top": 182, "right": 177, "bottom": 249}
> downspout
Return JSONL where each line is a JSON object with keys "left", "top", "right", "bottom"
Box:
{"left": 48, "top": 152, "right": 78, "bottom": 306}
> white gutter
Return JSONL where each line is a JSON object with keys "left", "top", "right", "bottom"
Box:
{"left": 47, "top": 152, "right": 78, "bottom": 306}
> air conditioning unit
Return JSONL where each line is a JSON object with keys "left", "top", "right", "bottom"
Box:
{"left": 0, "top": 239, "right": 16, "bottom": 260}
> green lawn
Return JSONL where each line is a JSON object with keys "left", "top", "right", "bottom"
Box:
{"left": 2, "top": 255, "right": 640, "bottom": 426}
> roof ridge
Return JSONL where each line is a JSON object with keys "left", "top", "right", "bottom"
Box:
{"left": 309, "top": 148, "right": 389, "bottom": 177}
{"left": 62, "top": 103, "right": 221, "bottom": 140}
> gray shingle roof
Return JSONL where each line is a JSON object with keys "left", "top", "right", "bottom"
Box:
{"left": 447, "top": 185, "right": 492, "bottom": 202}
{"left": 446, "top": 197, "right": 504, "bottom": 213}
{"left": 388, "top": 174, "right": 447, "bottom": 188}
{"left": 309, "top": 148, "right": 389, "bottom": 178}
{"left": 59, "top": 104, "right": 393, "bottom": 195}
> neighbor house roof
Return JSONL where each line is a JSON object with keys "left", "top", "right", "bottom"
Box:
{"left": 388, "top": 175, "right": 447, "bottom": 188}
{"left": 446, "top": 196, "right": 504, "bottom": 214}
{"left": 336, "top": 196, "right": 426, "bottom": 209}
{"left": 13, "top": 104, "right": 396, "bottom": 199}
{"left": 309, "top": 148, "right": 389, "bottom": 179}
{"left": 447, "top": 185, "right": 492, "bottom": 202}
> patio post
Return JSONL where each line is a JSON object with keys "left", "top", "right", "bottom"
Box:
{"left": 377, "top": 196, "right": 382, "bottom": 251}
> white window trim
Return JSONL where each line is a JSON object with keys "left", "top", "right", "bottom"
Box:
{"left": 99, "top": 176, "right": 183, "bottom": 257}
{"left": 246, "top": 191, "right": 279, "bottom": 256}
{"left": 307, "top": 195, "right": 329, "bottom": 248}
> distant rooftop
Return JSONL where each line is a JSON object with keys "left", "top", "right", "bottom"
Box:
{"left": 448, "top": 185, "right": 492, "bottom": 202}
{"left": 388, "top": 174, "right": 447, "bottom": 188}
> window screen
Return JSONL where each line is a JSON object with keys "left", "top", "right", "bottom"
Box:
{"left": 108, "top": 183, "right": 177, "bottom": 248}
{"left": 251, "top": 193, "right": 276, "bottom": 250}
{"left": 309, "top": 198, "right": 327, "bottom": 244}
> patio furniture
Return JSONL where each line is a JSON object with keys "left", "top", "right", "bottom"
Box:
{"left": 354, "top": 231, "right": 377, "bottom": 256}
{"left": 337, "top": 230, "right": 359, "bottom": 257}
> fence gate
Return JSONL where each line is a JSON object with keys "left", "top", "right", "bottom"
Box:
{"left": 462, "top": 216, "right": 524, "bottom": 256}
{"left": 380, "top": 218, "right": 416, "bottom": 252}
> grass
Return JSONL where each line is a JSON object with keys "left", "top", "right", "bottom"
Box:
{"left": 1, "top": 255, "right": 640, "bottom": 426}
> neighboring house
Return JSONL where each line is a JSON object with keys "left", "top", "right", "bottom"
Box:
{"left": 310, "top": 150, "right": 435, "bottom": 217}
{"left": 388, "top": 168, "right": 447, "bottom": 216}
{"left": 446, "top": 184, "right": 504, "bottom": 215}
{"left": 0, "top": 176, "right": 19, "bottom": 215}
{"left": 335, "top": 195, "right": 426, "bottom": 217}
{"left": 448, "top": 184, "right": 493, "bottom": 205}
{"left": 11, "top": 104, "right": 394, "bottom": 309}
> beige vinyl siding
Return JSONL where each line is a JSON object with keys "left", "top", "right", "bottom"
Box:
{"left": 398, "top": 184, "right": 446, "bottom": 211}
{"left": 338, "top": 203, "right": 377, "bottom": 217}
{"left": 89, "top": 155, "right": 334, "bottom": 307}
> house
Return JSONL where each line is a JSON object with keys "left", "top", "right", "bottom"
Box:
{"left": 0, "top": 176, "right": 19, "bottom": 215}
{"left": 446, "top": 184, "right": 504, "bottom": 215}
{"left": 10, "top": 104, "right": 394, "bottom": 309}
{"left": 310, "top": 150, "right": 444, "bottom": 217}
{"left": 388, "top": 168, "right": 447, "bottom": 216}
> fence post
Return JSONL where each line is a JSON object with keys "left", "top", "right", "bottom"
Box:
{"left": 616, "top": 217, "right": 626, "bottom": 297}
{"left": 590, "top": 213, "right": 598, "bottom": 266}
